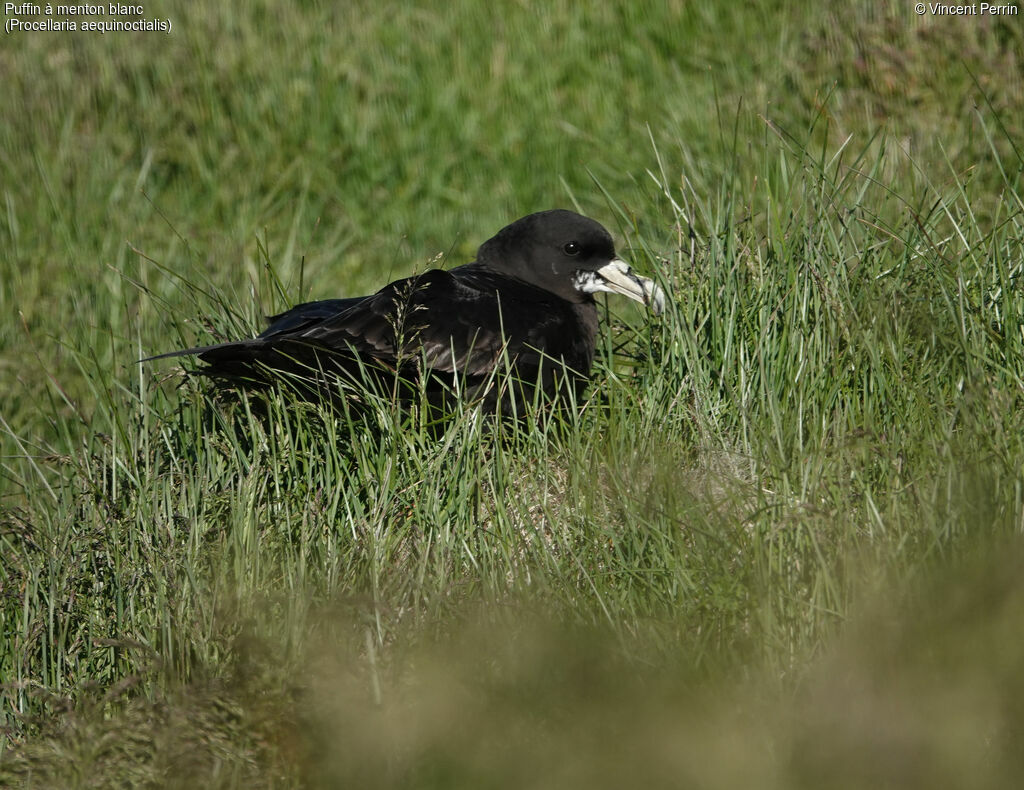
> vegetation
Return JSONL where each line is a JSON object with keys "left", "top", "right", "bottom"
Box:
{"left": 1, "top": 1, "right": 1022, "bottom": 786}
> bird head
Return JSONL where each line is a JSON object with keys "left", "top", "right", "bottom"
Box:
{"left": 476, "top": 209, "right": 665, "bottom": 313}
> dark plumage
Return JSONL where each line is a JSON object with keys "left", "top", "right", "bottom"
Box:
{"left": 147, "top": 210, "right": 665, "bottom": 415}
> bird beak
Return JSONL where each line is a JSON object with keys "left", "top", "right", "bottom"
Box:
{"left": 593, "top": 259, "right": 667, "bottom": 314}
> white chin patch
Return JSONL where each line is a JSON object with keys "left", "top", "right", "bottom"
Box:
{"left": 573, "top": 270, "right": 606, "bottom": 295}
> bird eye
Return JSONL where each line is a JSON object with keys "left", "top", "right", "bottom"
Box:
{"left": 563, "top": 241, "right": 581, "bottom": 256}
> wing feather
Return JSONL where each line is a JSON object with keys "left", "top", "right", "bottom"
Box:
{"left": 296, "top": 268, "right": 515, "bottom": 377}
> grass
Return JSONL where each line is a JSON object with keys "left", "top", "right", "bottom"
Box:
{"left": 2, "top": 0, "right": 1024, "bottom": 787}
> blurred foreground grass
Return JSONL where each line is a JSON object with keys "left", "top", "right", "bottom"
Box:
{"left": 4, "top": 539, "right": 1024, "bottom": 789}
{"left": 2, "top": 1, "right": 1024, "bottom": 787}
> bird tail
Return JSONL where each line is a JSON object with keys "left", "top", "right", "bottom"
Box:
{"left": 142, "top": 338, "right": 355, "bottom": 395}
{"left": 141, "top": 339, "right": 286, "bottom": 385}
{"left": 139, "top": 338, "right": 265, "bottom": 364}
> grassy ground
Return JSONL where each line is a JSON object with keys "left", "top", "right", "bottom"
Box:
{"left": 2, "top": 0, "right": 1024, "bottom": 787}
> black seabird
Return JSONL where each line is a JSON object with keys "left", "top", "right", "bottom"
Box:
{"left": 147, "top": 209, "right": 666, "bottom": 415}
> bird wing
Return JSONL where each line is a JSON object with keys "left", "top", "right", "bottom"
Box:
{"left": 295, "top": 267, "right": 518, "bottom": 377}
{"left": 259, "top": 297, "right": 367, "bottom": 338}
{"left": 145, "top": 266, "right": 578, "bottom": 394}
